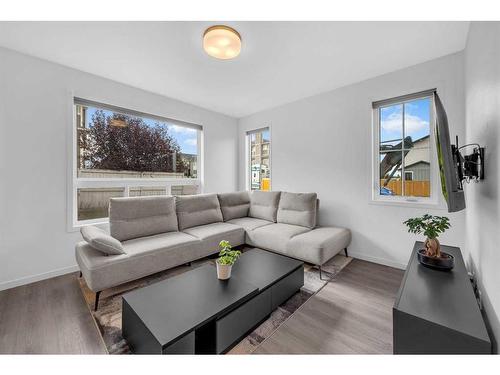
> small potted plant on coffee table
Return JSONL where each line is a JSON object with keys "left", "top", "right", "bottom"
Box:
{"left": 403, "top": 214, "right": 454, "bottom": 270}
{"left": 216, "top": 240, "right": 241, "bottom": 280}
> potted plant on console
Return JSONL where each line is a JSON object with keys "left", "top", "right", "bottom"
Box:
{"left": 216, "top": 240, "right": 241, "bottom": 280}
{"left": 403, "top": 214, "right": 454, "bottom": 270}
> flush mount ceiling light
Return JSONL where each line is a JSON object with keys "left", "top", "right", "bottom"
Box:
{"left": 203, "top": 25, "right": 241, "bottom": 60}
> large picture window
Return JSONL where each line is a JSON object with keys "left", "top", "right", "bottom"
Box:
{"left": 373, "top": 91, "right": 436, "bottom": 204}
{"left": 72, "top": 98, "right": 202, "bottom": 225}
{"left": 247, "top": 127, "right": 271, "bottom": 191}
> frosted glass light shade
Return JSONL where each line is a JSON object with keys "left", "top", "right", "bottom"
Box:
{"left": 203, "top": 25, "right": 241, "bottom": 60}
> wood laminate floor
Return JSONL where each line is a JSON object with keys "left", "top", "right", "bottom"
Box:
{"left": 0, "top": 272, "right": 106, "bottom": 354}
{"left": 253, "top": 259, "right": 404, "bottom": 354}
{"left": 0, "top": 259, "right": 402, "bottom": 354}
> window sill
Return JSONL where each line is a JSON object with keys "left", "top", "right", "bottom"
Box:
{"left": 68, "top": 219, "right": 109, "bottom": 233}
{"left": 369, "top": 198, "right": 447, "bottom": 210}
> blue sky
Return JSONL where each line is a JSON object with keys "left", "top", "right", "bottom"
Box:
{"left": 85, "top": 107, "right": 198, "bottom": 154}
{"left": 380, "top": 97, "right": 431, "bottom": 147}
{"left": 262, "top": 129, "right": 270, "bottom": 142}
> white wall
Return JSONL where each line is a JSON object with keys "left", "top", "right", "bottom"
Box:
{"left": 238, "top": 52, "right": 466, "bottom": 269}
{"left": 0, "top": 47, "right": 238, "bottom": 290}
{"left": 464, "top": 22, "right": 500, "bottom": 352}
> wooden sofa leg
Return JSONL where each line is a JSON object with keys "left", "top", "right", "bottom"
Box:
{"left": 344, "top": 248, "right": 348, "bottom": 257}
{"left": 79, "top": 271, "right": 82, "bottom": 278}
{"left": 94, "top": 291, "right": 101, "bottom": 312}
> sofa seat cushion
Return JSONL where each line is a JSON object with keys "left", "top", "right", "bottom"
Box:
{"left": 182, "top": 222, "right": 245, "bottom": 254}
{"left": 176, "top": 194, "right": 223, "bottom": 231}
{"left": 248, "top": 191, "right": 281, "bottom": 222}
{"left": 218, "top": 191, "right": 250, "bottom": 221}
{"left": 109, "top": 196, "right": 178, "bottom": 241}
{"left": 226, "top": 217, "right": 273, "bottom": 232}
{"left": 287, "top": 227, "right": 351, "bottom": 266}
{"left": 122, "top": 232, "right": 199, "bottom": 257}
{"left": 75, "top": 232, "right": 200, "bottom": 292}
{"left": 246, "top": 223, "right": 310, "bottom": 254}
{"left": 277, "top": 192, "right": 317, "bottom": 229}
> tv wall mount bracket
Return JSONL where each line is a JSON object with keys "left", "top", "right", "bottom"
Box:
{"left": 452, "top": 136, "right": 485, "bottom": 187}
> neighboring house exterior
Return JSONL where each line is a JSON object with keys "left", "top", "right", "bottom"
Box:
{"left": 250, "top": 131, "right": 271, "bottom": 190}
{"left": 399, "top": 135, "right": 430, "bottom": 181}
{"left": 179, "top": 153, "right": 197, "bottom": 178}
{"left": 251, "top": 131, "right": 270, "bottom": 170}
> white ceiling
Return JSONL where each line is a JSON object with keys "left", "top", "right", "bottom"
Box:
{"left": 0, "top": 22, "right": 470, "bottom": 118}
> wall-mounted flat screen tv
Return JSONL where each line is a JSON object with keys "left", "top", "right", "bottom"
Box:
{"left": 434, "top": 92, "right": 466, "bottom": 212}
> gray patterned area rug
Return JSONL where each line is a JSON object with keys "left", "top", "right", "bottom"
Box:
{"left": 78, "top": 249, "right": 352, "bottom": 354}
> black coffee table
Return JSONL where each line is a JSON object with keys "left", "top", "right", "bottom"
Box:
{"left": 122, "top": 249, "right": 303, "bottom": 354}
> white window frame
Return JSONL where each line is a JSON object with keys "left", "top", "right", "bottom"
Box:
{"left": 246, "top": 126, "right": 272, "bottom": 191}
{"left": 371, "top": 90, "right": 439, "bottom": 207}
{"left": 69, "top": 97, "right": 203, "bottom": 230}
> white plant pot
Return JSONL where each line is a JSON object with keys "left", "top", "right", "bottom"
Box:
{"left": 216, "top": 262, "right": 232, "bottom": 280}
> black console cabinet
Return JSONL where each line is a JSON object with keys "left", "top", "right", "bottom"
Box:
{"left": 393, "top": 242, "right": 491, "bottom": 354}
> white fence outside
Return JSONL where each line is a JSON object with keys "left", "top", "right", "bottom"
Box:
{"left": 76, "top": 169, "right": 199, "bottom": 221}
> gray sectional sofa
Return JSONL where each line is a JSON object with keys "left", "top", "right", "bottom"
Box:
{"left": 75, "top": 191, "right": 351, "bottom": 310}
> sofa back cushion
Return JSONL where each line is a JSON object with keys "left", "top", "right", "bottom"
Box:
{"left": 109, "top": 196, "right": 178, "bottom": 241}
{"left": 218, "top": 191, "right": 250, "bottom": 221}
{"left": 176, "top": 193, "right": 223, "bottom": 230}
{"left": 248, "top": 191, "right": 281, "bottom": 222}
{"left": 277, "top": 192, "right": 318, "bottom": 229}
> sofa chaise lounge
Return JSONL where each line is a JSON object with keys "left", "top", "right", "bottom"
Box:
{"left": 75, "top": 191, "right": 351, "bottom": 310}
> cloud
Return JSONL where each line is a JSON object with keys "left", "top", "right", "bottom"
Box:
{"left": 381, "top": 113, "right": 428, "bottom": 134}
{"left": 169, "top": 124, "right": 197, "bottom": 135}
{"left": 184, "top": 138, "right": 197, "bottom": 146}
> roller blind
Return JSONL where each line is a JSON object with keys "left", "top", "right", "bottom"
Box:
{"left": 74, "top": 97, "right": 202, "bottom": 131}
{"left": 246, "top": 127, "right": 269, "bottom": 135}
{"left": 372, "top": 88, "right": 436, "bottom": 109}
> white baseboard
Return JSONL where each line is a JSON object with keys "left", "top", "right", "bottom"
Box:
{"left": 348, "top": 251, "right": 407, "bottom": 270}
{"left": 0, "top": 265, "right": 79, "bottom": 291}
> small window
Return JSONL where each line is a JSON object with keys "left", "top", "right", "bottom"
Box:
{"left": 373, "top": 91, "right": 435, "bottom": 203}
{"left": 72, "top": 98, "right": 202, "bottom": 227}
{"left": 247, "top": 127, "right": 271, "bottom": 191}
